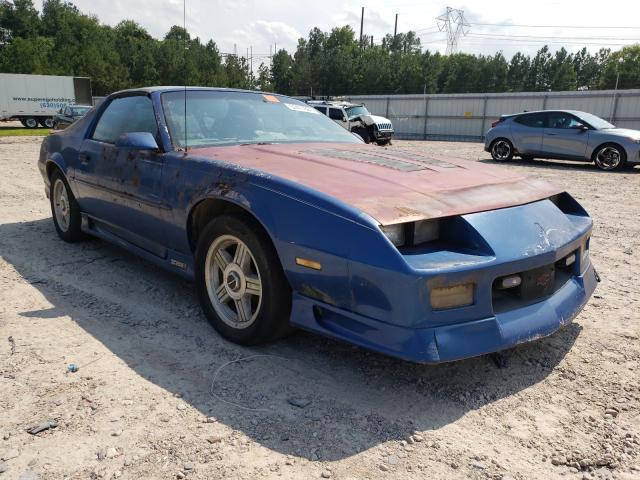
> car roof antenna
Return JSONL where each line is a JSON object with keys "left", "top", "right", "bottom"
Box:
{"left": 183, "top": 0, "right": 188, "bottom": 154}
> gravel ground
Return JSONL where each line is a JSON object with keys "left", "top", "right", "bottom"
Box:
{"left": 0, "top": 136, "right": 638, "bottom": 480}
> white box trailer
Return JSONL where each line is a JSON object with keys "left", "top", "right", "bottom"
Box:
{"left": 0, "top": 73, "right": 92, "bottom": 128}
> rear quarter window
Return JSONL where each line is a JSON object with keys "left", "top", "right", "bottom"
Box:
{"left": 514, "top": 113, "right": 545, "bottom": 128}
{"left": 329, "top": 108, "right": 344, "bottom": 120}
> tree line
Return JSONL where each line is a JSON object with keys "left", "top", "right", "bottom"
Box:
{"left": 1, "top": 0, "right": 639, "bottom": 97}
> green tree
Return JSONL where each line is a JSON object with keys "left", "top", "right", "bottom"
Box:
{"left": 526, "top": 46, "right": 552, "bottom": 91}
{"left": 507, "top": 52, "right": 530, "bottom": 91}
{"left": 270, "top": 49, "right": 293, "bottom": 94}
{"left": 0, "top": 0, "right": 39, "bottom": 37}
{"left": 256, "top": 63, "right": 272, "bottom": 91}
{"left": 549, "top": 48, "right": 577, "bottom": 91}
{"left": 0, "top": 35, "right": 52, "bottom": 73}
{"left": 113, "top": 20, "right": 158, "bottom": 87}
{"left": 599, "top": 44, "right": 640, "bottom": 89}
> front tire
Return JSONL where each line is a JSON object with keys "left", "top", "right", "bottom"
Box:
{"left": 490, "top": 139, "right": 514, "bottom": 161}
{"left": 50, "top": 170, "right": 84, "bottom": 242}
{"left": 23, "top": 117, "right": 38, "bottom": 129}
{"left": 352, "top": 127, "right": 371, "bottom": 144}
{"left": 593, "top": 144, "right": 626, "bottom": 171}
{"left": 195, "top": 214, "right": 292, "bottom": 345}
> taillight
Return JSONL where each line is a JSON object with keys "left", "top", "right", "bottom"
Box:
{"left": 491, "top": 120, "right": 500, "bottom": 128}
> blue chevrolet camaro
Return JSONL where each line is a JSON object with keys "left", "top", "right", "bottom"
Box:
{"left": 39, "top": 87, "right": 598, "bottom": 363}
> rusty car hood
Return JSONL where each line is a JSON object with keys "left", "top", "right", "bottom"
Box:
{"left": 194, "top": 143, "right": 562, "bottom": 225}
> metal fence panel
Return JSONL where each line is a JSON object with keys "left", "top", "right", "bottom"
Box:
{"left": 348, "top": 89, "right": 640, "bottom": 141}
{"left": 388, "top": 98, "right": 425, "bottom": 116}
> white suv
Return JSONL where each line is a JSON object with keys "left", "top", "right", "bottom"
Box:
{"left": 307, "top": 100, "right": 394, "bottom": 145}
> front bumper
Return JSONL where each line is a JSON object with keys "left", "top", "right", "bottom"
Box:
{"left": 291, "top": 262, "right": 598, "bottom": 363}
{"left": 374, "top": 130, "right": 394, "bottom": 140}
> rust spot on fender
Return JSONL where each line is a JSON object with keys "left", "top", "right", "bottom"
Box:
{"left": 217, "top": 182, "right": 233, "bottom": 196}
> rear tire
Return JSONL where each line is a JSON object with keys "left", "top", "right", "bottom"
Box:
{"left": 593, "top": 143, "right": 626, "bottom": 171}
{"left": 40, "top": 118, "right": 54, "bottom": 128}
{"left": 195, "top": 214, "right": 292, "bottom": 345}
{"left": 50, "top": 170, "right": 84, "bottom": 242}
{"left": 490, "top": 138, "right": 514, "bottom": 161}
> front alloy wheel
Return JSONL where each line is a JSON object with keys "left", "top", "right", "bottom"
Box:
{"left": 205, "top": 235, "right": 263, "bottom": 329}
{"left": 594, "top": 145, "right": 626, "bottom": 171}
{"left": 195, "top": 214, "right": 292, "bottom": 345}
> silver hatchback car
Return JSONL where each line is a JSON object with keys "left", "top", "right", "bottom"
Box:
{"left": 485, "top": 110, "right": 640, "bottom": 171}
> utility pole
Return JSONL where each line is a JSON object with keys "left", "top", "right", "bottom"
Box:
{"left": 394, "top": 14, "right": 398, "bottom": 37}
{"left": 370, "top": 35, "right": 373, "bottom": 48}
{"left": 250, "top": 45, "right": 253, "bottom": 76}
{"left": 436, "top": 6, "right": 469, "bottom": 55}
{"left": 359, "top": 7, "right": 364, "bottom": 47}
{"left": 610, "top": 56, "right": 624, "bottom": 122}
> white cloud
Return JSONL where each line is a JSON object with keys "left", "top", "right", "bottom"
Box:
{"left": 52, "top": 0, "right": 640, "bottom": 58}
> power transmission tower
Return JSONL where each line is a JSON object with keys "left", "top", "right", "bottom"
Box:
{"left": 436, "top": 6, "right": 469, "bottom": 55}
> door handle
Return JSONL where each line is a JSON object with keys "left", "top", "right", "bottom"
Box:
{"left": 79, "top": 153, "right": 90, "bottom": 164}
{"left": 547, "top": 133, "right": 558, "bottom": 136}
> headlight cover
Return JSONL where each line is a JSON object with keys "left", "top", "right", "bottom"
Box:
{"left": 380, "top": 224, "right": 405, "bottom": 246}
{"left": 380, "top": 220, "right": 440, "bottom": 247}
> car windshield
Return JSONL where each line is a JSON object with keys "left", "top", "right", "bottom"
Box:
{"left": 161, "top": 90, "right": 360, "bottom": 148}
{"left": 345, "top": 105, "right": 369, "bottom": 118}
{"left": 577, "top": 112, "right": 615, "bottom": 130}
{"left": 71, "top": 106, "right": 91, "bottom": 116}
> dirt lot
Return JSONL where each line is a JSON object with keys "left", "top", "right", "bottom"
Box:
{"left": 0, "top": 136, "right": 638, "bottom": 480}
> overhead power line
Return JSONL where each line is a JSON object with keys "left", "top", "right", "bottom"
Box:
{"left": 469, "top": 22, "right": 640, "bottom": 29}
{"left": 469, "top": 32, "right": 640, "bottom": 41}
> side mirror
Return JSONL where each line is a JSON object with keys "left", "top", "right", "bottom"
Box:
{"left": 342, "top": 116, "right": 348, "bottom": 122}
{"left": 115, "top": 132, "right": 159, "bottom": 151}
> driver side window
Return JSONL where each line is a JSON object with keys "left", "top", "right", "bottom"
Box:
{"left": 547, "top": 112, "right": 582, "bottom": 129}
{"left": 92, "top": 95, "right": 158, "bottom": 144}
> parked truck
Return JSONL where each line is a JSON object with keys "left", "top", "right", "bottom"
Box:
{"left": 0, "top": 73, "right": 92, "bottom": 128}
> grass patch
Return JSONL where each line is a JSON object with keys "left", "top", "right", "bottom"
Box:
{"left": 0, "top": 127, "right": 50, "bottom": 137}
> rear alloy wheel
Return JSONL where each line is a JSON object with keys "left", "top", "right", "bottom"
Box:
{"left": 195, "top": 215, "right": 292, "bottom": 345}
{"left": 23, "top": 117, "right": 38, "bottom": 129}
{"left": 490, "top": 139, "right": 514, "bottom": 161}
{"left": 594, "top": 144, "right": 626, "bottom": 171}
{"left": 50, "top": 170, "right": 84, "bottom": 242}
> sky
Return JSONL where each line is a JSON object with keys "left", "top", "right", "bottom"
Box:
{"left": 51, "top": 0, "right": 640, "bottom": 61}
